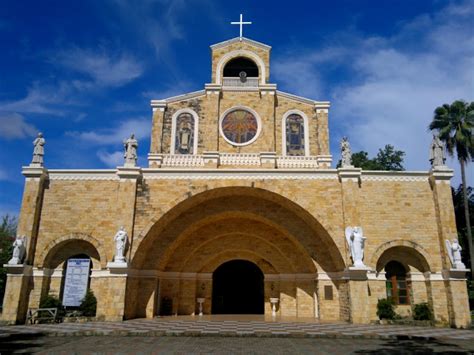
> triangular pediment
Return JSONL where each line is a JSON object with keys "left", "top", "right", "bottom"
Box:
{"left": 210, "top": 37, "right": 271, "bottom": 51}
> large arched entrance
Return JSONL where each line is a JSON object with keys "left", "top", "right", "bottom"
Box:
{"left": 212, "top": 260, "right": 264, "bottom": 314}
{"left": 130, "top": 187, "right": 346, "bottom": 320}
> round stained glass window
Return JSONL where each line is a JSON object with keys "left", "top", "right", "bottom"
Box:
{"left": 220, "top": 108, "right": 260, "bottom": 146}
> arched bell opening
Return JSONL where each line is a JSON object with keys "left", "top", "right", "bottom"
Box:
{"left": 223, "top": 56, "right": 259, "bottom": 78}
{"left": 212, "top": 259, "right": 264, "bottom": 314}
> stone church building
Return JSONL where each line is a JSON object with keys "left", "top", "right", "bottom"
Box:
{"left": 2, "top": 35, "right": 470, "bottom": 327}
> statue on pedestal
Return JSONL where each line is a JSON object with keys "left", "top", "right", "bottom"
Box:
{"left": 430, "top": 134, "right": 446, "bottom": 168}
{"left": 123, "top": 134, "right": 138, "bottom": 167}
{"left": 8, "top": 235, "right": 27, "bottom": 265}
{"left": 113, "top": 226, "right": 128, "bottom": 263}
{"left": 345, "top": 226, "right": 366, "bottom": 267}
{"left": 32, "top": 133, "right": 45, "bottom": 166}
{"left": 340, "top": 137, "right": 352, "bottom": 168}
{"left": 446, "top": 239, "right": 466, "bottom": 269}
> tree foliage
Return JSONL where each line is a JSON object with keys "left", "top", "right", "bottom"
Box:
{"left": 79, "top": 289, "right": 97, "bottom": 317}
{"left": 0, "top": 215, "right": 17, "bottom": 308}
{"left": 430, "top": 100, "right": 474, "bottom": 279}
{"left": 338, "top": 144, "right": 406, "bottom": 171}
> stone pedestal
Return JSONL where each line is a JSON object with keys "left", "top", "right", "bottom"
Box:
{"left": 94, "top": 264, "right": 129, "bottom": 321}
{"left": 197, "top": 298, "right": 205, "bottom": 316}
{"left": 1, "top": 265, "right": 32, "bottom": 324}
{"left": 346, "top": 267, "right": 371, "bottom": 324}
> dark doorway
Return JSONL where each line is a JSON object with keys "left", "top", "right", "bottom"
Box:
{"left": 212, "top": 260, "right": 264, "bottom": 314}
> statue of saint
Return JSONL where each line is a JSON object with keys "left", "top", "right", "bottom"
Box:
{"left": 113, "top": 226, "right": 128, "bottom": 263}
{"left": 446, "top": 239, "right": 466, "bottom": 269}
{"left": 345, "top": 226, "right": 366, "bottom": 267}
{"left": 340, "top": 137, "right": 352, "bottom": 167}
{"left": 178, "top": 123, "right": 191, "bottom": 153}
{"left": 123, "top": 134, "right": 138, "bottom": 167}
{"left": 32, "top": 133, "right": 45, "bottom": 166}
{"left": 430, "top": 134, "right": 446, "bottom": 168}
{"left": 8, "top": 235, "right": 27, "bottom": 265}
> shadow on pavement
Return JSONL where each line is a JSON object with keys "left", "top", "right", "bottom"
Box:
{"left": 355, "top": 338, "right": 471, "bottom": 354}
{"left": 0, "top": 333, "right": 47, "bottom": 354}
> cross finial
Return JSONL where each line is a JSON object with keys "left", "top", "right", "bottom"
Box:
{"left": 231, "top": 13, "right": 252, "bottom": 41}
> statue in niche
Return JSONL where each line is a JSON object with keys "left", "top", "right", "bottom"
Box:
{"left": 446, "top": 239, "right": 466, "bottom": 269}
{"left": 114, "top": 226, "right": 128, "bottom": 263}
{"left": 430, "top": 134, "right": 446, "bottom": 168}
{"left": 31, "top": 132, "right": 45, "bottom": 166}
{"left": 340, "top": 137, "right": 352, "bottom": 167}
{"left": 175, "top": 114, "right": 194, "bottom": 154}
{"left": 8, "top": 235, "right": 27, "bottom": 265}
{"left": 123, "top": 134, "right": 138, "bottom": 167}
{"left": 345, "top": 226, "right": 366, "bottom": 267}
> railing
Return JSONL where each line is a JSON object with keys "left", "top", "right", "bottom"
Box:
{"left": 277, "top": 156, "right": 319, "bottom": 169}
{"left": 153, "top": 153, "right": 330, "bottom": 169}
{"left": 162, "top": 154, "right": 205, "bottom": 168}
{"left": 222, "top": 77, "right": 259, "bottom": 88}
{"left": 220, "top": 153, "right": 260, "bottom": 166}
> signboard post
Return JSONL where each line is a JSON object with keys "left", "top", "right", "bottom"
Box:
{"left": 62, "top": 258, "right": 91, "bottom": 307}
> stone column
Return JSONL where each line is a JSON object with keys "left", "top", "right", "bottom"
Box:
{"left": 1, "top": 166, "right": 48, "bottom": 323}
{"left": 94, "top": 265, "right": 128, "bottom": 321}
{"left": 430, "top": 167, "right": 470, "bottom": 327}
{"left": 338, "top": 168, "right": 372, "bottom": 323}
{"left": 150, "top": 102, "right": 167, "bottom": 154}
{"left": 204, "top": 85, "right": 221, "bottom": 152}
{"left": 315, "top": 104, "right": 330, "bottom": 156}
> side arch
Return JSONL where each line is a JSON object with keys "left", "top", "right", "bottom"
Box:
{"left": 370, "top": 239, "right": 431, "bottom": 273}
{"left": 37, "top": 233, "right": 106, "bottom": 269}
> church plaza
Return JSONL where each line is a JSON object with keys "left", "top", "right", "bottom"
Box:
{"left": 1, "top": 14, "right": 472, "bottom": 339}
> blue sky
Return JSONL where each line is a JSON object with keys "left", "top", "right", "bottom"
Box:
{"left": 0, "top": 0, "right": 473, "bottom": 217}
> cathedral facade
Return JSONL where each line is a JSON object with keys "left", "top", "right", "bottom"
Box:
{"left": 2, "top": 37, "right": 470, "bottom": 327}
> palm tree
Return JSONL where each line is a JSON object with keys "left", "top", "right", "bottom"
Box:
{"left": 429, "top": 100, "right": 474, "bottom": 277}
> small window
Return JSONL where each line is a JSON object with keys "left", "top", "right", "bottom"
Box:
{"left": 286, "top": 114, "right": 305, "bottom": 156}
{"left": 385, "top": 261, "right": 410, "bottom": 305}
{"left": 324, "top": 285, "right": 333, "bottom": 300}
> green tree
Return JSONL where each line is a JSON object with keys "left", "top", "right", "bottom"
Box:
{"left": 429, "top": 100, "right": 474, "bottom": 277}
{"left": 374, "top": 145, "right": 405, "bottom": 171}
{"left": 0, "top": 215, "right": 17, "bottom": 308}
{"left": 337, "top": 144, "right": 406, "bottom": 170}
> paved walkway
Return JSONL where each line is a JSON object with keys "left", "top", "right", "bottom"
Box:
{"left": 0, "top": 316, "right": 473, "bottom": 341}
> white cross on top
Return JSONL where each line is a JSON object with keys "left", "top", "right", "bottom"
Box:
{"left": 231, "top": 13, "right": 252, "bottom": 40}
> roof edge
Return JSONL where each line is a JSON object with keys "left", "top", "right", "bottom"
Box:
{"left": 210, "top": 37, "right": 271, "bottom": 51}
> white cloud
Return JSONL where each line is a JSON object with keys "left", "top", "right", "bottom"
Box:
{"left": 53, "top": 47, "right": 144, "bottom": 87}
{"left": 97, "top": 150, "right": 124, "bottom": 168}
{"left": 274, "top": 0, "right": 474, "bottom": 179}
{"left": 67, "top": 117, "right": 150, "bottom": 145}
{"left": 0, "top": 112, "right": 37, "bottom": 139}
{"left": 0, "top": 169, "right": 9, "bottom": 181}
{"left": 0, "top": 81, "right": 74, "bottom": 116}
{"left": 142, "top": 80, "right": 197, "bottom": 100}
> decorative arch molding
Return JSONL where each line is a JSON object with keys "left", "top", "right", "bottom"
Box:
{"left": 281, "top": 109, "right": 310, "bottom": 156}
{"left": 370, "top": 239, "right": 432, "bottom": 273}
{"left": 170, "top": 108, "right": 199, "bottom": 155}
{"left": 198, "top": 249, "right": 278, "bottom": 274}
{"left": 216, "top": 49, "right": 266, "bottom": 85}
{"left": 132, "top": 186, "right": 346, "bottom": 272}
{"left": 38, "top": 233, "right": 107, "bottom": 269}
{"left": 173, "top": 231, "right": 300, "bottom": 274}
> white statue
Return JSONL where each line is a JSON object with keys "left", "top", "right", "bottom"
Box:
{"left": 430, "top": 134, "right": 446, "bottom": 168}
{"left": 340, "top": 137, "right": 352, "bottom": 167}
{"left": 113, "top": 226, "right": 128, "bottom": 263}
{"left": 8, "top": 235, "right": 27, "bottom": 265}
{"left": 123, "top": 134, "right": 138, "bottom": 167}
{"left": 445, "top": 239, "right": 466, "bottom": 269}
{"left": 345, "top": 226, "right": 366, "bottom": 267}
{"left": 31, "top": 133, "right": 45, "bottom": 166}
